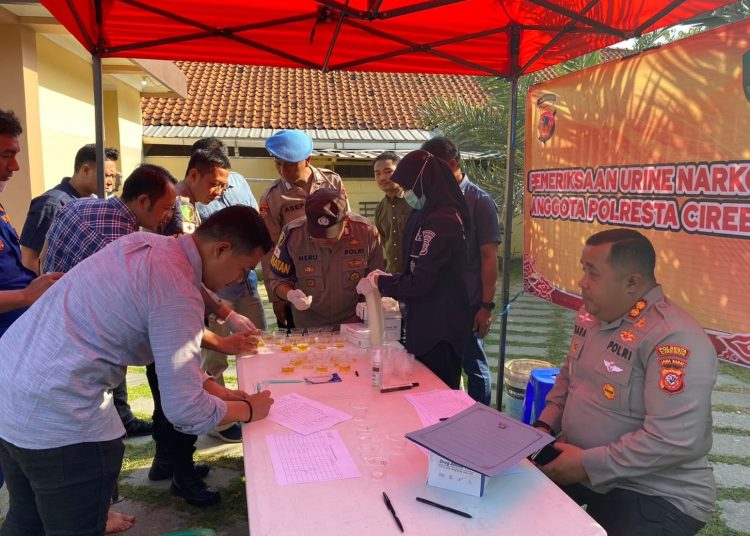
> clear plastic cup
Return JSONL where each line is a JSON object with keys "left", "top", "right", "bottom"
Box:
{"left": 366, "top": 456, "right": 388, "bottom": 480}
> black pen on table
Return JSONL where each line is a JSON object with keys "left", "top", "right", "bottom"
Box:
{"left": 416, "top": 496, "right": 472, "bottom": 518}
{"left": 380, "top": 382, "right": 419, "bottom": 393}
{"left": 382, "top": 492, "right": 404, "bottom": 532}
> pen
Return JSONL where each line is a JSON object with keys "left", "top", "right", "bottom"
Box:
{"left": 416, "top": 497, "right": 472, "bottom": 518}
{"left": 355, "top": 370, "right": 359, "bottom": 377}
{"left": 382, "top": 492, "right": 404, "bottom": 532}
{"left": 256, "top": 379, "right": 305, "bottom": 392}
{"left": 380, "top": 382, "right": 420, "bottom": 393}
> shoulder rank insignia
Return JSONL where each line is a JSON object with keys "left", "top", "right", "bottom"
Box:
{"left": 628, "top": 299, "right": 648, "bottom": 318}
{"left": 619, "top": 329, "right": 636, "bottom": 343}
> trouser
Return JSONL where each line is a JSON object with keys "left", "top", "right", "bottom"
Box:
{"left": 0, "top": 437, "right": 123, "bottom": 536}
{"left": 201, "top": 288, "right": 267, "bottom": 386}
{"left": 146, "top": 364, "right": 197, "bottom": 475}
{"left": 417, "top": 341, "right": 462, "bottom": 389}
{"left": 112, "top": 377, "right": 136, "bottom": 426}
{"left": 462, "top": 334, "right": 492, "bottom": 405}
{"left": 561, "top": 484, "right": 706, "bottom": 536}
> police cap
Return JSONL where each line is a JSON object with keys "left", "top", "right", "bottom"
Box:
{"left": 265, "top": 130, "right": 313, "bottom": 163}
{"left": 305, "top": 188, "right": 347, "bottom": 239}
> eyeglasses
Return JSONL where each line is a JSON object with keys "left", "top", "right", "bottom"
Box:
{"left": 210, "top": 182, "right": 233, "bottom": 193}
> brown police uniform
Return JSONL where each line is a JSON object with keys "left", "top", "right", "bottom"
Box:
{"left": 539, "top": 285, "right": 717, "bottom": 523}
{"left": 259, "top": 166, "right": 348, "bottom": 303}
{"left": 268, "top": 214, "right": 384, "bottom": 329}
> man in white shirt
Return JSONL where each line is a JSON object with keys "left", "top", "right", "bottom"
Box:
{"left": 0, "top": 205, "right": 275, "bottom": 535}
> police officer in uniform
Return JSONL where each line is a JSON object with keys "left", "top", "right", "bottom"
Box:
{"left": 259, "top": 130, "right": 349, "bottom": 328}
{"left": 535, "top": 228, "right": 716, "bottom": 536}
{"left": 268, "top": 188, "right": 384, "bottom": 329}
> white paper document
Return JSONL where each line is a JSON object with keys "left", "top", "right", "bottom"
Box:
{"left": 403, "top": 389, "right": 476, "bottom": 426}
{"left": 266, "top": 430, "right": 361, "bottom": 485}
{"left": 406, "top": 403, "right": 554, "bottom": 477}
{"left": 267, "top": 392, "right": 351, "bottom": 435}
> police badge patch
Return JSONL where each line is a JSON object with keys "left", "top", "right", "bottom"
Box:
{"left": 349, "top": 272, "right": 360, "bottom": 281}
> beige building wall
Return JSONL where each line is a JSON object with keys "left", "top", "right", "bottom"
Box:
{"left": 112, "top": 80, "right": 144, "bottom": 177}
{"left": 36, "top": 35, "right": 96, "bottom": 190}
{"left": 0, "top": 23, "right": 43, "bottom": 227}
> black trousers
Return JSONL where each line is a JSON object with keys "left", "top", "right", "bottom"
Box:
{"left": 145, "top": 364, "right": 197, "bottom": 474}
{"left": 417, "top": 340, "right": 462, "bottom": 389}
{"left": 112, "top": 377, "right": 136, "bottom": 427}
{"left": 562, "top": 484, "right": 706, "bottom": 536}
{"left": 0, "top": 437, "right": 123, "bottom": 536}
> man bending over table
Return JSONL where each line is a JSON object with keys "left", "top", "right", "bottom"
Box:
{"left": 0, "top": 206, "right": 274, "bottom": 536}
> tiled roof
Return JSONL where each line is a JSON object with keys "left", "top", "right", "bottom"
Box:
{"left": 142, "top": 62, "right": 490, "bottom": 130}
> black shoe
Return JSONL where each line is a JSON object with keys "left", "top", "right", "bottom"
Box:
{"left": 149, "top": 460, "right": 209, "bottom": 481}
{"left": 124, "top": 418, "right": 153, "bottom": 437}
{"left": 170, "top": 473, "right": 221, "bottom": 507}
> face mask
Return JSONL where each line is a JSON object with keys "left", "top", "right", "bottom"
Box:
{"left": 403, "top": 188, "right": 425, "bottom": 210}
{"left": 403, "top": 156, "right": 429, "bottom": 210}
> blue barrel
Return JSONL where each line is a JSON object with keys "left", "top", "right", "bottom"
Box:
{"left": 522, "top": 368, "right": 560, "bottom": 424}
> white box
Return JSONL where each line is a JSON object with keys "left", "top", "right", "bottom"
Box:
{"left": 341, "top": 319, "right": 400, "bottom": 345}
{"left": 427, "top": 452, "right": 487, "bottom": 497}
{"left": 340, "top": 322, "right": 372, "bottom": 348}
{"left": 356, "top": 301, "right": 401, "bottom": 321}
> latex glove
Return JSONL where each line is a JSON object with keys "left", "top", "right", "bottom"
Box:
{"left": 356, "top": 277, "right": 377, "bottom": 295}
{"left": 366, "top": 269, "right": 388, "bottom": 287}
{"left": 225, "top": 310, "right": 258, "bottom": 333}
{"left": 287, "top": 289, "right": 313, "bottom": 311}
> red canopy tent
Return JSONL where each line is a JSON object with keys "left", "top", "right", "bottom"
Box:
{"left": 40, "top": 0, "right": 736, "bottom": 406}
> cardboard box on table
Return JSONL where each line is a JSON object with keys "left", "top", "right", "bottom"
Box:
{"left": 407, "top": 404, "right": 554, "bottom": 497}
{"left": 355, "top": 302, "right": 401, "bottom": 341}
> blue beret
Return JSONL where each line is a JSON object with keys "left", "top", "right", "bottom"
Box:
{"left": 265, "top": 130, "right": 313, "bottom": 163}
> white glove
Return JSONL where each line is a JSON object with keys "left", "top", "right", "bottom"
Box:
{"left": 356, "top": 277, "right": 377, "bottom": 295}
{"left": 366, "top": 269, "right": 388, "bottom": 287}
{"left": 225, "top": 310, "right": 257, "bottom": 333}
{"left": 287, "top": 289, "right": 313, "bottom": 311}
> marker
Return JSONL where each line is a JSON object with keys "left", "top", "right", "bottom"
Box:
{"left": 380, "top": 382, "right": 419, "bottom": 393}
{"left": 416, "top": 497, "right": 472, "bottom": 518}
{"left": 382, "top": 492, "right": 404, "bottom": 532}
{"left": 355, "top": 370, "right": 360, "bottom": 377}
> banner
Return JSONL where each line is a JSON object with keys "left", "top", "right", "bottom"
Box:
{"left": 524, "top": 19, "right": 750, "bottom": 367}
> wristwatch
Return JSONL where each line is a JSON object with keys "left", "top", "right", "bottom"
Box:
{"left": 480, "top": 301, "right": 496, "bottom": 311}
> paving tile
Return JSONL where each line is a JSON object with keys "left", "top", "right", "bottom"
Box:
{"left": 717, "top": 500, "right": 750, "bottom": 534}
{"left": 711, "top": 463, "right": 750, "bottom": 488}
{"left": 715, "top": 373, "right": 750, "bottom": 389}
{"left": 712, "top": 391, "right": 750, "bottom": 408}
{"left": 713, "top": 412, "right": 750, "bottom": 432}
{"left": 711, "top": 433, "right": 750, "bottom": 458}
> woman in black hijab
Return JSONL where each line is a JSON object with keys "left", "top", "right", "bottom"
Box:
{"left": 360, "top": 149, "right": 472, "bottom": 388}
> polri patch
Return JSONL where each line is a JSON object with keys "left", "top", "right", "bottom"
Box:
{"left": 659, "top": 366, "right": 684, "bottom": 395}
{"left": 656, "top": 344, "right": 690, "bottom": 360}
{"left": 306, "top": 279, "right": 315, "bottom": 288}
{"left": 349, "top": 272, "right": 361, "bottom": 281}
{"left": 304, "top": 265, "right": 315, "bottom": 274}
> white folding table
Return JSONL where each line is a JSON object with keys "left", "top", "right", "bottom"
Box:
{"left": 238, "top": 343, "right": 605, "bottom": 535}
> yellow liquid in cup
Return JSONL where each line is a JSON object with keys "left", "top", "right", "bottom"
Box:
{"left": 281, "top": 364, "right": 295, "bottom": 374}
{"left": 333, "top": 341, "right": 345, "bottom": 349}
{"left": 338, "top": 363, "right": 352, "bottom": 373}
{"left": 296, "top": 343, "right": 309, "bottom": 351}
{"left": 281, "top": 343, "right": 293, "bottom": 352}
{"left": 315, "top": 364, "right": 329, "bottom": 373}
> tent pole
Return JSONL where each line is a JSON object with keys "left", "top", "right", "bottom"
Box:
{"left": 495, "top": 25, "right": 521, "bottom": 410}
{"left": 495, "top": 74, "right": 519, "bottom": 411}
{"left": 93, "top": 53, "right": 105, "bottom": 198}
